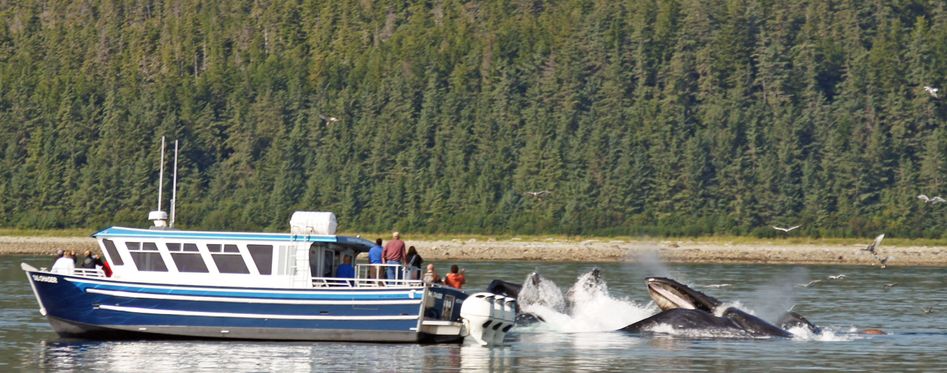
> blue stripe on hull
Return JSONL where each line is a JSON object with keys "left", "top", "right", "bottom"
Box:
{"left": 70, "top": 281, "right": 419, "bottom": 300}
{"left": 78, "top": 311, "right": 419, "bottom": 331}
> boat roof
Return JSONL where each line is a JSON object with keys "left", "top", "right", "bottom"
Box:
{"left": 93, "top": 227, "right": 376, "bottom": 252}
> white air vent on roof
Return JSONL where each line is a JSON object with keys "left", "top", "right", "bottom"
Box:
{"left": 290, "top": 211, "right": 338, "bottom": 235}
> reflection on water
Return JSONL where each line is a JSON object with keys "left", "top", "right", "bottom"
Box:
{"left": 3, "top": 256, "right": 947, "bottom": 371}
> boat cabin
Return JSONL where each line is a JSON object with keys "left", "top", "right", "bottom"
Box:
{"left": 90, "top": 212, "right": 397, "bottom": 288}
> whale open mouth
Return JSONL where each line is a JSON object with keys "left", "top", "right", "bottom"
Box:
{"left": 646, "top": 277, "right": 721, "bottom": 313}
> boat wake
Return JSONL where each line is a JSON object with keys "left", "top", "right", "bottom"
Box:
{"left": 517, "top": 269, "right": 656, "bottom": 333}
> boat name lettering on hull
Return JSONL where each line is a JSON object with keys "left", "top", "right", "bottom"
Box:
{"left": 32, "top": 274, "right": 58, "bottom": 284}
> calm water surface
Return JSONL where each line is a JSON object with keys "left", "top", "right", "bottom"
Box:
{"left": 2, "top": 255, "right": 945, "bottom": 371}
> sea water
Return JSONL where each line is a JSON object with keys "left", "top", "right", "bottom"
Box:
{"left": 2, "top": 256, "right": 946, "bottom": 371}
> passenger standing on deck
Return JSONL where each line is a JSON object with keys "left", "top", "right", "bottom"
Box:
{"left": 335, "top": 255, "right": 356, "bottom": 286}
{"left": 368, "top": 239, "right": 384, "bottom": 279}
{"left": 423, "top": 264, "right": 441, "bottom": 285}
{"left": 80, "top": 250, "right": 99, "bottom": 269}
{"left": 444, "top": 265, "right": 466, "bottom": 289}
{"left": 383, "top": 232, "right": 407, "bottom": 281}
{"left": 51, "top": 249, "right": 64, "bottom": 267}
{"left": 51, "top": 251, "right": 75, "bottom": 274}
{"left": 406, "top": 246, "right": 423, "bottom": 280}
{"left": 336, "top": 255, "right": 355, "bottom": 277}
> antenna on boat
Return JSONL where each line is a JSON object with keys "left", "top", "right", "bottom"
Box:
{"left": 148, "top": 136, "right": 169, "bottom": 229}
{"left": 170, "top": 140, "right": 179, "bottom": 227}
{"left": 158, "top": 136, "right": 165, "bottom": 211}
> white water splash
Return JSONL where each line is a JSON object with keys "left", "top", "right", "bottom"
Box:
{"left": 787, "top": 326, "right": 859, "bottom": 342}
{"left": 519, "top": 270, "right": 655, "bottom": 333}
{"left": 517, "top": 273, "right": 566, "bottom": 313}
{"left": 713, "top": 301, "right": 752, "bottom": 317}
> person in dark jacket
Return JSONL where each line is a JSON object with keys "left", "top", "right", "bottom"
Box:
{"left": 406, "top": 246, "right": 423, "bottom": 280}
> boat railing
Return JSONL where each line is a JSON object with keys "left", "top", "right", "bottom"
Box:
{"left": 311, "top": 276, "right": 422, "bottom": 288}
{"left": 45, "top": 267, "right": 106, "bottom": 277}
{"left": 304, "top": 264, "right": 421, "bottom": 288}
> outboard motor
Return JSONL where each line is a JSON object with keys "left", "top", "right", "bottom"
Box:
{"left": 492, "top": 298, "right": 516, "bottom": 344}
{"left": 460, "top": 292, "right": 497, "bottom": 346}
{"left": 460, "top": 292, "right": 518, "bottom": 346}
{"left": 490, "top": 295, "right": 507, "bottom": 343}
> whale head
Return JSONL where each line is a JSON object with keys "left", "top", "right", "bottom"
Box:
{"left": 646, "top": 277, "right": 722, "bottom": 313}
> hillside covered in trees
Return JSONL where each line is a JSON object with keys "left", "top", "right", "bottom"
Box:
{"left": 1, "top": 0, "right": 945, "bottom": 238}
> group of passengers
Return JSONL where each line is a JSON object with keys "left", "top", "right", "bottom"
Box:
{"left": 356, "top": 231, "right": 466, "bottom": 289}
{"left": 50, "top": 249, "right": 111, "bottom": 276}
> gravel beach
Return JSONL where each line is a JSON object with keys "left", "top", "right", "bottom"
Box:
{"left": 4, "top": 235, "right": 945, "bottom": 266}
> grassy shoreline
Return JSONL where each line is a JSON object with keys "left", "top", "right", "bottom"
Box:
{"left": 3, "top": 228, "right": 946, "bottom": 247}
{"left": 3, "top": 232, "right": 946, "bottom": 266}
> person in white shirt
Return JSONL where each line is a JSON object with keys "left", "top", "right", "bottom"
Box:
{"left": 51, "top": 250, "right": 75, "bottom": 274}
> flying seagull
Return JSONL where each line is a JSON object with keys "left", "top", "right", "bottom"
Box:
{"left": 524, "top": 190, "right": 553, "bottom": 199}
{"left": 319, "top": 114, "right": 340, "bottom": 125}
{"left": 827, "top": 274, "right": 847, "bottom": 280}
{"left": 877, "top": 256, "right": 890, "bottom": 269}
{"left": 883, "top": 283, "right": 897, "bottom": 289}
{"left": 918, "top": 195, "right": 945, "bottom": 204}
{"left": 772, "top": 225, "right": 801, "bottom": 232}
{"left": 921, "top": 306, "right": 934, "bottom": 314}
{"left": 862, "top": 234, "right": 885, "bottom": 256}
{"left": 924, "top": 86, "right": 940, "bottom": 98}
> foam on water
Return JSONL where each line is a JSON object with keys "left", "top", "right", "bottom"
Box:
{"left": 518, "top": 270, "right": 655, "bottom": 333}
{"left": 787, "top": 326, "right": 859, "bottom": 342}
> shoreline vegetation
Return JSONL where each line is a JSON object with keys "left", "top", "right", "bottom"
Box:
{"left": 3, "top": 2, "right": 946, "bottom": 241}
{"left": 4, "top": 230, "right": 946, "bottom": 266}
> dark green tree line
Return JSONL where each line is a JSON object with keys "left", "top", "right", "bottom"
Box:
{"left": 1, "top": 0, "right": 945, "bottom": 238}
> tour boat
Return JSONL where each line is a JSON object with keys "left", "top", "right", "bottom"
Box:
{"left": 21, "top": 139, "right": 515, "bottom": 345}
{"left": 22, "top": 212, "right": 515, "bottom": 344}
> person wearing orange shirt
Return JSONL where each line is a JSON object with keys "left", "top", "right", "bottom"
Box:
{"left": 444, "top": 264, "right": 466, "bottom": 289}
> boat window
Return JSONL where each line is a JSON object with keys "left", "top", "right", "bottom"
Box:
{"left": 323, "top": 250, "right": 335, "bottom": 277}
{"left": 102, "top": 239, "right": 124, "bottom": 265}
{"left": 210, "top": 244, "right": 249, "bottom": 274}
{"left": 126, "top": 241, "right": 168, "bottom": 272}
{"left": 247, "top": 245, "right": 273, "bottom": 275}
{"left": 167, "top": 242, "right": 209, "bottom": 273}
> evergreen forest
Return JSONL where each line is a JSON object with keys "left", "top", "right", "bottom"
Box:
{"left": 1, "top": 0, "right": 946, "bottom": 238}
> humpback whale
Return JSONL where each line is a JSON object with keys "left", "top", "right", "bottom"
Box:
{"left": 621, "top": 277, "right": 816, "bottom": 338}
{"left": 486, "top": 269, "right": 609, "bottom": 326}
{"left": 488, "top": 273, "right": 833, "bottom": 338}
{"left": 485, "top": 273, "right": 550, "bottom": 325}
